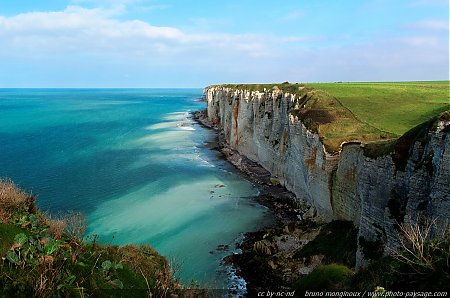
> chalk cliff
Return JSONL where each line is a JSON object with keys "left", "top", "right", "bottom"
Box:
{"left": 204, "top": 85, "right": 450, "bottom": 267}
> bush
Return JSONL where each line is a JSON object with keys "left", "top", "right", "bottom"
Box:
{"left": 63, "top": 211, "right": 86, "bottom": 242}
{"left": 294, "top": 264, "right": 353, "bottom": 291}
{"left": 0, "top": 180, "right": 188, "bottom": 297}
{"left": 390, "top": 217, "right": 450, "bottom": 288}
{"left": 353, "top": 217, "right": 450, "bottom": 290}
{"left": 351, "top": 256, "right": 399, "bottom": 290}
{"left": 41, "top": 216, "right": 67, "bottom": 240}
{"left": 0, "top": 179, "right": 33, "bottom": 222}
{"left": 294, "top": 220, "right": 358, "bottom": 267}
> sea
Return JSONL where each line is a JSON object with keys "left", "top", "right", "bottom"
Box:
{"left": 0, "top": 88, "right": 273, "bottom": 288}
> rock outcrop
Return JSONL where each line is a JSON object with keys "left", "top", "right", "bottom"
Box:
{"left": 204, "top": 85, "right": 450, "bottom": 268}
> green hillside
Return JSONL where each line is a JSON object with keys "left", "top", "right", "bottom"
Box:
{"left": 215, "top": 81, "right": 449, "bottom": 152}
{"left": 307, "top": 81, "right": 449, "bottom": 136}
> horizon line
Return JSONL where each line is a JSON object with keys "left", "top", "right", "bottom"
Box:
{"left": 0, "top": 80, "right": 448, "bottom": 89}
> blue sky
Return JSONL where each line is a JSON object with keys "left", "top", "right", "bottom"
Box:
{"left": 0, "top": 0, "right": 448, "bottom": 87}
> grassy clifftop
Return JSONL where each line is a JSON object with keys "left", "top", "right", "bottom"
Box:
{"left": 307, "top": 81, "right": 449, "bottom": 136}
{"left": 211, "top": 81, "right": 449, "bottom": 153}
{"left": 0, "top": 180, "right": 200, "bottom": 297}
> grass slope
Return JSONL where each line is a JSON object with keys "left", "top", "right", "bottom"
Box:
{"left": 307, "top": 81, "right": 450, "bottom": 136}
{"left": 214, "top": 81, "right": 449, "bottom": 153}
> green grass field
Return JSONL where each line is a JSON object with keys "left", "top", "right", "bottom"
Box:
{"left": 216, "top": 81, "right": 449, "bottom": 152}
{"left": 307, "top": 81, "right": 449, "bottom": 136}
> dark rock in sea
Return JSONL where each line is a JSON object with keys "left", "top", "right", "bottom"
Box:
{"left": 217, "top": 244, "right": 230, "bottom": 251}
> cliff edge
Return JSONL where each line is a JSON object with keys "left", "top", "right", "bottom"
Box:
{"left": 204, "top": 83, "right": 450, "bottom": 267}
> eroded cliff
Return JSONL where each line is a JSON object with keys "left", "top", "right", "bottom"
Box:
{"left": 204, "top": 85, "right": 450, "bottom": 267}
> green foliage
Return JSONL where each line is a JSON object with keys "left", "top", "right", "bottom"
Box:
{"left": 294, "top": 264, "right": 353, "bottom": 291}
{"left": 0, "top": 217, "right": 173, "bottom": 295}
{"left": 13, "top": 233, "right": 28, "bottom": 246}
{"left": 307, "top": 81, "right": 449, "bottom": 136}
{"left": 45, "top": 239, "right": 59, "bottom": 255}
{"left": 294, "top": 221, "right": 358, "bottom": 267}
{"left": 372, "top": 286, "right": 388, "bottom": 298}
{"left": 102, "top": 260, "right": 113, "bottom": 271}
{"left": 353, "top": 220, "right": 450, "bottom": 290}
{"left": 100, "top": 259, "right": 126, "bottom": 289}
{"left": 0, "top": 180, "right": 183, "bottom": 297}
{"left": 0, "top": 224, "right": 26, "bottom": 255}
{"left": 6, "top": 250, "right": 19, "bottom": 264}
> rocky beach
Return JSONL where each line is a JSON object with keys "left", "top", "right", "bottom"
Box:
{"left": 193, "top": 109, "right": 328, "bottom": 295}
{"left": 193, "top": 83, "right": 449, "bottom": 294}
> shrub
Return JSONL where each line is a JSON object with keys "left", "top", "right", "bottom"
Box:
{"left": 294, "top": 264, "right": 353, "bottom": 291}
{"left": 0, "top": 179, "right": 33, "bottom": 222}
{"left": 391, "top": 217, "right": 449, "bottom": 280}
{"left": 0, "top": 180, "right": 186, "bottom": 297}
{"left": 41, "top": 216, "right": 67, "bottom": 240}
{"left": 63, "top": 211, "right": 86, "bottom": 242}
{"left": 294, "top": 220, "right": 358, "bottom": 267}
{"left": 353, "top": 217, "right": 450, "bottom": 290}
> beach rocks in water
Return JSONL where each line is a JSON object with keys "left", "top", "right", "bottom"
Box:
{"left": 227, "top": 221, "right": 325, "bottom": 293}
{"left": 217, "top": 244, "right": 230, "bottom": 251}
{"left": 192, "top": 109, "right": 327, "bottom": 291}
{"left": 210, "top": 244, "right": 231, "bottom": 254}
{"left": 176, "top": 122, "right": 190, "bottom": 127}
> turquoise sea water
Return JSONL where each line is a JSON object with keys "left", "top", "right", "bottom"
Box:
{"left": 0, "top": 89, "right": 272, "bottom": 287}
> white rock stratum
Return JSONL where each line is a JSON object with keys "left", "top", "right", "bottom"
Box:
{"left": 205, "top": 85, "right": 450, "bottom": 268}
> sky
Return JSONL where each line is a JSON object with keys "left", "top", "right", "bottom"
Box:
{"left": 0, "top": 0, "right": 448, "bottom": 87}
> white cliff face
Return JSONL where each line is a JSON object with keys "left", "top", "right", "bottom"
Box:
{"left": 206, "top": 87, "right": 338, "bottom": 219}
{"left": 352, "top": 121, "right": 450, "bottom": 267}
{"left": 205, "top": 86, "right": 450, "bottom": 268}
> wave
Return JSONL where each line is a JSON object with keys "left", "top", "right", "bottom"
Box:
{"left": 176, "top": 125, "right": 195, "bottom": 131}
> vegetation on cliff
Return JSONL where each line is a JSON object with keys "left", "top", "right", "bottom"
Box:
{"left": 212, "top": 81, "right": 449, "bottom": 153}
{"left": 205, "top": 81, "right": 449, "bottom": 293}
{"left": 0, "top": 179, "right": 201, "bottom": 297}
{"left": 352, "top": 218, "right": 450, "bottom": 291}
{"left": 233, "top": 217, "right": 449, "bottom": 293}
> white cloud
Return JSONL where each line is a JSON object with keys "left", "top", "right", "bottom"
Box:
{"left": 70, "top": 0, "right": 140, "bottom": 5}
{"left": 274, "top": 35, "right": 449, "bottom": 83}
{"left": 70, "top": 0, "right": 170, "bottom": 14}
{"left": 397, "top": 36, "right": 440, "bottom": 47}
{"left": 0, "top": 6, "right": 181, "bottom": 39}
{"left": 279, "top": 36, "right": 309, "bottom": 43}
{"left": 0, "top": 6, "right": 282, "bottom": 60}
{"left": 407, "top": 20, "right": 449, "bottom": 31}
{"left": 0, "top": 6, "right": 448, "bottom": 87}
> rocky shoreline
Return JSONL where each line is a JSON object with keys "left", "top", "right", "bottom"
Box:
{"left": 192, "top": 110, "right": 325, "bottom": 295}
